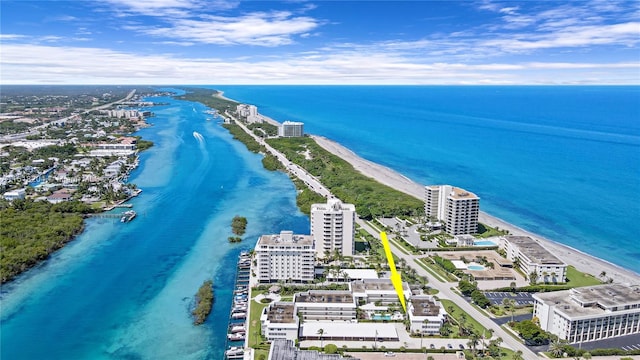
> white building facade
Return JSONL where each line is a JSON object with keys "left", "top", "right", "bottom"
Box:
{"left": 533, "top": 284, "right": 640, "bottom": 343}
{"left": 500, "top": 236, "right": 567, "bottom": 283}
{"left": 255, "top": 231, "right": 315, "bottom": 283}
{"left": 293, "top": 290, "right": 357, "bottom": 322}
{"left": 407, "top": 295, "right": 447, "bottom": 334}
{"left": 311, "top": 199, "right": 356, "bottom": 258}
{"left": 278, "top": 121, "right": 304, "bottom": 137}
{"left": 260, "top": 302, "right": 299, "bottom": 341}
{"left": 424, "top": 185, "right": 479, "bottom": 235}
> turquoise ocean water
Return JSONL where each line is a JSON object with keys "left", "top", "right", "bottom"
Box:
{"left": 213, "top": 85, "right": 640, "bottom": 273}
{"left": 1, "top": 86, "right": 638, "bottom": 359}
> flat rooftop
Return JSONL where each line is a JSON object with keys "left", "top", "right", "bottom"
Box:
{"left": 266, "top": 303, "right": 296, "bottom": 323}
{"left": 535, "top": 284, "right": 640, "bottom": 318}
{"left": 296, "top": 291, "right": 354, "bottom": 304}
{"left": 410, "top": 297, "right": 442, "bottom": 317}
{"left": 505, "top": 236, "right": 565, "bottom": 265}
{"left": 258, "top": 233, "right": 313, "bottom": 246}
{"left": 450, "top": 186, "right": 479, "bottom": 200}
{"left": 301, "top": 322, "right": 398, "bottom": 340}
{"left": 350, "top": 279, "right": 396, "bottom": 292}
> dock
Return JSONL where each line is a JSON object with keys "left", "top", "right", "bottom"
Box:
{"left": 224, "top": 251, "right": 252, "bottom": 359}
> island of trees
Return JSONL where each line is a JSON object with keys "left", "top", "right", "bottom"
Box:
{"left": 229, "top": 216, "right": 247, "bottom": 243}
{"left": 192, "top": 279, "right": 214, "bottom": 325}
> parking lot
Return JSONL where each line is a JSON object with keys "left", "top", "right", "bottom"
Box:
{"left": 483, "top": 291, "right": 535, "bottom": 306}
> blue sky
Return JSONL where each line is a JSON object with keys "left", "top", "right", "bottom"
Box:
{"left": 1, "top": 0, "right": 639, "bottom": 84}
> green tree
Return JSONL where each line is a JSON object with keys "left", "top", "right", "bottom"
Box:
{"left": 549, "top": 339, "right": 567, "bottom": 358}
{"left": 324, "top": 344, "right": 338, "bottom": 354}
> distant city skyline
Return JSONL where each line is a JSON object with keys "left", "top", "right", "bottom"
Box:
{"left": 1, "top": 0, "right": 639, "bottom": 85}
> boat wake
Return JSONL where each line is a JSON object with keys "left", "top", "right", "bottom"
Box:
{"left": 192, "top": 131, "right": 205, "bottom": 145}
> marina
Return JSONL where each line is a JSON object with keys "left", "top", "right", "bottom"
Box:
{"left": 224, "top": 251, "right": 252, "bottom": 359}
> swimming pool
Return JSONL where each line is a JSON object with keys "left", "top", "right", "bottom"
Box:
{"left": 474, "top": 240, "right": 497, "bottom": 246}
{"left": 372, "top": 314, "right": 392, "bottom": 320}
{"left": 467, "top": 263, "right": 486, "bottom": 271}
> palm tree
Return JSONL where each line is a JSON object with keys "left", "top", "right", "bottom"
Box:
{"left": 549, "top": 339, "right": 567, "bottom": 358}
{"left": 317, "top": 328, "right": 325, "bottom": 349}
{"left": 467, "top": 332, "right": 481, "bottom": 356}
{"left": 513, "top": 350, "right": 524, "bottom": 360}
{"left": 502, "top": 298, "right": 516, "bottom": 322}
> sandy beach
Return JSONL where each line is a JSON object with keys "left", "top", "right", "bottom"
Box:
{"left": 311, "top": 135, "right": 640, "bottom": 285}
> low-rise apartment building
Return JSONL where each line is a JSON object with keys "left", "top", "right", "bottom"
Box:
{"left": 260, "top": 302, "right": 299, "bottom": 341}
{"left": 500, "top": 235, "right": 567, "bottom": 283}
{"left": 407, "top": 295, "right": 447, "bottom": 335}
{"left": 293, "top": 290, "right": 357, "bottom": 322}
{"left": 350, "top": 279, "right": 410, "bottom": 305}
{"left": 533, "top": 284, "right": 640, "bottom": 343}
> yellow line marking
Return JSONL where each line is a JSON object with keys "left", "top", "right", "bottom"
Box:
{"left": 380, "top": 231, "right": 407, "bottom": 313}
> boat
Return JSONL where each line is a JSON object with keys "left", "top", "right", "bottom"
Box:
{"left": 225, "top": 347, "right": 243, "bottom": 356}
{"left": 227, "top": 332, "right": 245, "bottom": 341}
{"left": 229, "top": 325, "right": 246, "bottom": 333}
{"left": 231, "top": 312, "right": 246, "bottom": 319}
{"left": 120, "top": 210, "right": 136, "bottom": 223}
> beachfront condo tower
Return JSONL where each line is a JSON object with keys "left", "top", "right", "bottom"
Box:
{"left": 278, "top": 121, "right": 304, "bottom": 137}
{"left": 255, "top": 231, "right": 315, "bottom": 283}
{"left": 424, "top": 185, "right": 480, "bottom": 235}
{"left": 311, "top": 199, "right": 356, "bottom": 258}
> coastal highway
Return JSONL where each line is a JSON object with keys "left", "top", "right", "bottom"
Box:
{"left": 223, "top": 112, "right": 538, "bottom": 359}
{"left": 357, "top": 218, "right": 540, "bottom": 360}
{"left": 224, "top": 112, "right": 333, "bottom": 199}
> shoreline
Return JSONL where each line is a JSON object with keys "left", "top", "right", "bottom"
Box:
{"left": 310, "top": 134, "right": 640, "bottom": 285}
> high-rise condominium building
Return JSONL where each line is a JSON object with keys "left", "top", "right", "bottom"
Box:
{"left": 278, "top": 121, "right": 304, "bottom": 137}
{"left": 310, "top": 199, "right": 355, "bottom": 257}
{"left": 424, "top": 185, "right": 479, "bottom": 235}
{"left": 255, "top": 231, "right": 315, "bottom": 283}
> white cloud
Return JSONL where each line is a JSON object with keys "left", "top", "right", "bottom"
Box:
{"left": 1, "top": 43, "right": 638, "bottom": 85}
{"left": 483, "top": 22, "right": 640, "bottom": 52}
{"left": 130, "top": 11, "right": 320, "bottom": 46}
{"left": 103, "top": 0, "right": 238, "bottom": 17}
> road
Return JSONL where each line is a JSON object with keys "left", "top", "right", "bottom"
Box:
{"left": 356, "top": 219, "right": 539, "bottom": 359}
{"left": 224, "top": 114, "right": 538, "bottom": 359}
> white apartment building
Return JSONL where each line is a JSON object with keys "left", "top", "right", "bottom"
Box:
{"left": 425, "top": 185, "right": 479, "bottom": 235}
{"left": 236, "top": 104, "right": 260, "bottom": 123}
{"left": 278, "top": 121, "right": 304, "bottom": 137}
{"left": 350, "top": 279, "right": 410, "bottom": 305}
{"left": 407, "top": 295, "right": 447, "bottom": 334}
{"left": 500, "top": 236, "right": 567, "bottom": 283}
{"left": 293, "top": 290, "right": 357, "bottom": 322}
{"left": 255, "top": 231, "right": 315, "bottom": 283}
{"left": 533, "top": 284, "right": 640, "bottom": 343}
{"left": 311, "top": 199, "right": 356, "bottom": 258}
{"left": 260, "top": 302, "right": 299, "bottom": 341}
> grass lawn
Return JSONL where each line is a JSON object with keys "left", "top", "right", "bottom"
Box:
{"left": 414, "top": 259, "right": 448, "bottom": 282}
{"left": 565, "top": 265, "right": 603, "bottom": 287}
{"left": 248, "top": 290, "right": 269, "bottom": 349}
{"left": 441, "top": 299, "right": 490, "bottom": 336}
{"left": 419, "top": 258, "right": 458, "bottom": 282}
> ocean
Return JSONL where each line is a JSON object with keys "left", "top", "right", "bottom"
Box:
{"left": 213, "top": 85, "right": 640, "bottom": 273}
{"left": 1, "top": 86, "right": 638, "bottom": 359}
